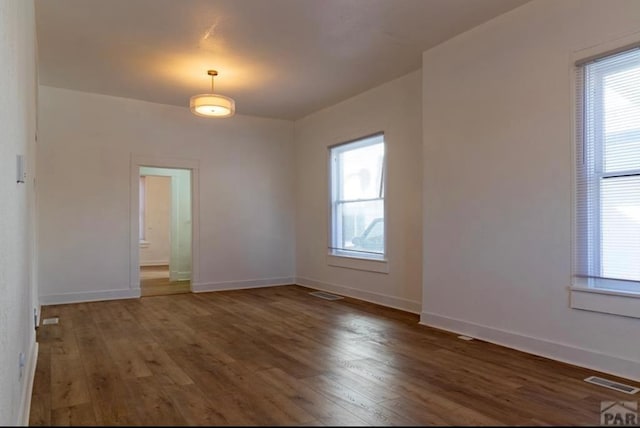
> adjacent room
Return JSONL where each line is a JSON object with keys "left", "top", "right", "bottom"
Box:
{"left": 1, "top": 0, "right": 639, "bottom": 426}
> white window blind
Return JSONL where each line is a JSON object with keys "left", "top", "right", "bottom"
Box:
{"left": 329, "top": 133, "right": 385, "bottom": 259}
{"left": 576, "top": 46, "right": 640, "bottom": 293}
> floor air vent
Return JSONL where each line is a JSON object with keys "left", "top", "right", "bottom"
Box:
{"left": 584, "top": 376, "right": 640, "bottom": 394}
{"left": 42, "top": 317, "right": 59, "bottom": 325}
{"left": 309, "top": 291, "right": 344, "bottom": 301}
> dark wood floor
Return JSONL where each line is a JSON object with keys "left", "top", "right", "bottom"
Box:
{"left": 29, "top": 285, "right": 637, "bottom": 426}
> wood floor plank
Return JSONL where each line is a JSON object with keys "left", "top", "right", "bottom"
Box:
{"left": 28, "top": 394, "right": 51, "bottom": 427}
{"left": 31, "top": 342, "right": 51, "bottom": 398}
{"left": 124, "top": 376, "right": 188, "bottom": 426}
{"left": 73, "top": 321, "right": 136, "bottom": 425}
{"left": 30, "top": 285, "right": 640, "bottom": 426}
{"left": 301, "top": 373, "right": 419, "bottom": 426}
{"left": 132, "top": 342, "right": 194, "bottom": 386}
{"left": 164, "top": 383, "right": 245, "bottom": 426}
{"left": 323, "top": 360, "right": 402, "bottom": 403}
{"left": 163, "top": 345, "right": 241, "bottom": 395}
{"left": 254, "top": 367, "right": 371, "bottom": 426}
{"left": 50, "top": 356, "right": 91, "bottom": 410}
{"left": 379, "top": 396, "right": 451, "bottom": 426}
{"left": 221, "top": 365, "right": 319, "bottom": 426}
{"left": 104, "top": 338, "right": 153, "bottom": 379}
{"left": 51, "top": 403, "right": 98, "bottom": 426}
{"left": 380, "top": 393, "right": 504, "bottom": 426}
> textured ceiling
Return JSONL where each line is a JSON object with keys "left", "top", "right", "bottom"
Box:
{"left": 35, "top": 0, "right": 529, "bottom": 120}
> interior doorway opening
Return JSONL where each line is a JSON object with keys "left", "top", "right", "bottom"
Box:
{"left": 138, "top": 166, "right": 192, "bottom": 297}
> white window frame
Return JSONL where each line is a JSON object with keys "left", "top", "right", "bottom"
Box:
{"left": 571, "top": 39, "right": 640, "bottom": 318}
{"left": 327, "top": 133, "right": 388, "bottom": 273}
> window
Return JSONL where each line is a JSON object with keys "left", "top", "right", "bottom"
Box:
{"left": 575, "top": 46, "right": 640, "bottom": 295}
{"left": 329, "top": 133, "right": 385, "bottom": 261}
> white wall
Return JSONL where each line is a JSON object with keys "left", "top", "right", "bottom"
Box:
{"left": 421, "top": 0, "right": 640, "bottom": 380}
{"left": 294, "top": 70, "right": 423, "bottom": 313}
{"left": 0, "top": 0, "right": 38, "bottom": 424}
{"left": 37, "top": 87, "right": 295, "bottom": 303}
{"left": 139, "top": 175, "right": 171, "bottom": 266}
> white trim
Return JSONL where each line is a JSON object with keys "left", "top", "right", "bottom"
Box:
{"left": 130, "top": 155, "right": 200, "bottom": 290}
{"left": 326, "top": 254, "right": 389, "bottom": 273}
{"left": 192, "top": 277, "right": 295, "bottom": 293}
{"left": 139, "top": 260, "right": 169, "bottom": 267}
{"left": 296, "top": 276, "right": 421, "bottom": 314}
{"left": 40, "top": 288, "right": 141, "bottom": 305}
{"left": 575, "top": 276, "right": 640, "bottom": 294}
{"left": 571, "top": 285, "right": 640, "bottom": 299}
{"left": 571, "top": 287, "right": 640, "bottom": 319}
{"left": 420, "top": 311, "right": 640, "bottom": 382}
{"left": 572, "top": 29, "right": 640, "bottom": 65}
{"left": 570, "top": 34, "right": 581, "bottom": 316}
{"left": 18, "top": 341, "right": 38, "bottom": 426}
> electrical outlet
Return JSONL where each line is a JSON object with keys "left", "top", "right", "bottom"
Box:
{"left": 18, "top": 352, "right": 25, "bottom": 380}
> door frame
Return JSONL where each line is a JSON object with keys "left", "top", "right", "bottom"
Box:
{"left": 129, "top": 154, "right": 200, "bottom": 293}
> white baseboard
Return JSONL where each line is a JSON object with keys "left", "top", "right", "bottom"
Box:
{"left": 296, "top": 276, "right": 422, "bottom": 314}
{"left": 39, "top": 288, "right": 141, "bottom": 305}
{"left": 420, "top": 311, "right": 640, "bottom": 382}
{"left": 140, "top": 260, "right": 169, "bottom": 267}
{"left": 18, "top": 341, "right": 38, "bottom": 426}
{"left": 192, "top": 277, "right": 295, "bottom": 293}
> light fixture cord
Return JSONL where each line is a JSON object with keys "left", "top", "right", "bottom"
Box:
{"left": 211, "top": 74, "right": 215, "bottom": 93}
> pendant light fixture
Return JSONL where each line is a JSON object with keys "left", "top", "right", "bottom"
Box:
{"left": 190, "top": 70, "right": 235, "bottom": 118}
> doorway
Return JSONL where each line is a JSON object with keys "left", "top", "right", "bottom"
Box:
{"left": 138, "top": 166, "right": 192, "bottom": 296}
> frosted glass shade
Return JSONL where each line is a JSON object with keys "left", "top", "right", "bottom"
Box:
{"left": 189, "top": 93, "right": 235, "bottom": 118}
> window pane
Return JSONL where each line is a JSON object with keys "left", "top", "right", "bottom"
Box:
{"left": 339, "top": 142, "right": 384, "bottom": 200}
{"left": 601, "top": 175, "right": 640, "bottom": 281}
{"left": 337, "top": 200, "right": 383, "bottom": 254}
{"left": 603, "top": 63, "right": 640, "bottom": 172}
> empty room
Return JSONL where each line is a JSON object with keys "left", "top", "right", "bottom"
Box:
{"left": 1, "top": 0, "right": 640, "bottom": 426}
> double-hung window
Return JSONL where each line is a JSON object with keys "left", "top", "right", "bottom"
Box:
{"left": 329, "top": 133, "right": 385, "bottom": 261}
{"left": 575, "top": 46, "right": 640, "bottom": 296}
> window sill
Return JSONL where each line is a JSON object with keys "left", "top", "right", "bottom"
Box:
{"left": 570, "top": 286, "right": 640, "bottom": 319}
{"left": 327, "top": 253, "right": 388, "bottom": 274}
